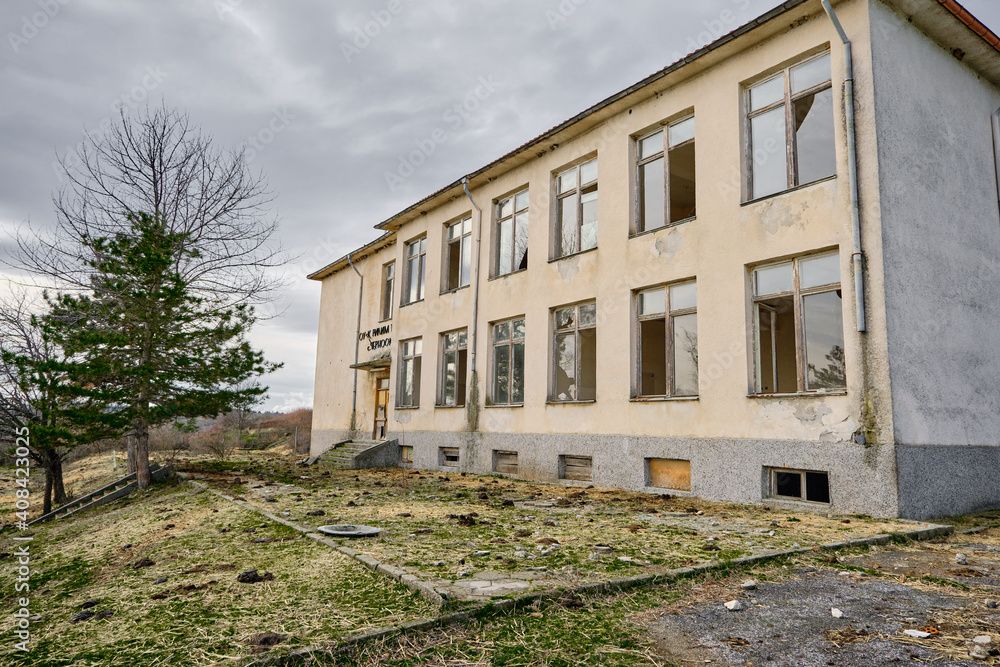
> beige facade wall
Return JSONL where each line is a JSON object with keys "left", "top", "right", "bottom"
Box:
{"left": 315, "top": 0, "right": 881, "bottom": 447}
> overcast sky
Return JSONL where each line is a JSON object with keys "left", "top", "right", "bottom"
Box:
{"left": 2, "top": 0, "right": 998, "bottom": 412}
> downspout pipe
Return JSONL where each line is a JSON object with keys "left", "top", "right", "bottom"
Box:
{"left": 821, "top": 0, "right": 866, "bottom": 332}
{"left": 347, "top": 253, "right": 363, "bottom": 432}
{"left": 462, "top": 177, "right": 483, "bottom": 422}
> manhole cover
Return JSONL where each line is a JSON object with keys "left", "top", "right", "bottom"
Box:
{"left": 317, "top": 524, "right": 381, "bottom": 538}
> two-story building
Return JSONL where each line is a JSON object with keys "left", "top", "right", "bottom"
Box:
{"left": 309, "top": 0, "right": 1000, "bottom": 520}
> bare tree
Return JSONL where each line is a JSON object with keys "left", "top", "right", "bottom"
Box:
{"left": 7, "top": 103, "right": 288, "bottom": 489}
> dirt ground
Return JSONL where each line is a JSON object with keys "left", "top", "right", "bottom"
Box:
{"left": 641, "top": 527, "right": 1000, "bottom": 666}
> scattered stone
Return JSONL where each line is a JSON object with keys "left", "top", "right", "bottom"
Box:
{"left": 396, "top": 512, "right": 411, "bottom": 517}
{"left": 500, "top": 499, "right": 514, "bottom": 507}
{"left": 973, "top": 636, "right": 993, "bottom": 646}
{"left": 471, "top": 551, "right": 491, "bottom": 558}
{"left": 536, "top": 537, "right": 559, "bottom": 545}
{"left": 903, "top": 629, "right": 932, "bottom": 639}
{"left": 122, "top": 544, "right": 132, "bottom": 550}
{"left": 81, "top": 600, "right": 99, "bottom": 609}
{"left": 153, "top": 578, "right": 167, "bottom": 584}
{"left": 414, "top": 528, "right": 432, "bottom": 534}
{"left": 593, "top": 545, "right": 614, "bottom": 554}
{"left": 250, "top": 537, "right": 274, "bottom": 544}
{"left": 514, "top": 529, "right": 533, "bottom": 538}
{"left": 94, "top": 610, "right": 114, "bottom": 620}
{"left": 247, "top": 632, "right": 287, "bottom": 647}
{"left": 527, "top": 566, "right": 547, "bottom": 572}
{"left": 702, "top": 544, "right": 720, "bottom": 552}
{"left": 346, "top": 500, "right": 357, "bottom": 507}
{"left": 431, "top": 561, "right": 445, "bottom": 567}
{"left": 837, "top": 571, "right": 852, "bottom": 577}
{"left": 986, "top": 600, "right": 998, "bottom": 609}
{"left": 956, "top": 553, "right": 969, "bottom": 565}
{"left": 263, "top": 496, "right": 277, "bottom": 503}
{"left": 164, "top": 524, "right": 175, "bottom": 530}
{"left": 237, "top": 570, "right": 274, "bottom": 584}
{"left": 588, "top": 553, "right": 600, "bottom": 560}
{"left": 306, "top": 510, "right": 325, "bottom": 516}
{"left": 741, "top": 581, "right": 757, "bottom": 591}
{"left": 724, "top": 600, "right": 744, "bottom": 611}
{"left": 71, "top": 611, "right": 95, "bottom": 623}
{"left": 132, "top": 557, "right": 155, "bottom": 569}
{"left": 971, "top": 645, "right": 990, "bottom": 661}
{"left": 490, "top": 537, "right": 507, "bottom": 544}
{"left": 831, "top": 608, "right": 844, "bottom": 619}
{"left": 618, "top": 556, "right": 633, "bottom": 563}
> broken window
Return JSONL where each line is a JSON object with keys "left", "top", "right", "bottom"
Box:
{"left": 635, "top": 116, "right": 696, "bottom": 234}
{"left": 491, "top": 317, "right": 525, "bottom": 405}
{"left": 397, "top": 338, "right": 422, "bottom": 408}
{"left": 552, "top": 301, "right": 597, "bottom": 402}
{"left": 400, "top": 445, "right": 413, "bottom": 465}
{"left": 438, "top": 329, "right": 468, "bottom": 407}
{"left": 747, "top": 52, "right": 835, "bottom": 200}
{"left": 752, "top": 252, "right": 845, "bottom": 394}
{"left": 440, "top": 447, "right": 459, "bottom": 467}
{"left": 555, "top": 158, "right": 598, "bottom": 258}
{"left": 380, "top": 261, "right": 394, "bottom": 321}
{"left": 496, "top": 189, "right": 529, "bottom": 276}
{"left": 769, "top": 467, "right": 830, "bottom": 504}
{"left": 445, "top": 217, "right": 472, "bottom": 291}
{"left": 636, "top": 280, "right": 698, "bottom": 397}
{"left": 402, "top": 237, "right": 426, "bottom": 305}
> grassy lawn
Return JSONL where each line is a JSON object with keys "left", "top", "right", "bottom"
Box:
{"left": 0, "top": 480, "right": 435, "bottom": 666}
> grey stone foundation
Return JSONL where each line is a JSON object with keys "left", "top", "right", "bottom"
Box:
{"left": 894, "top": 444, "right": 1000, "bottom": 520}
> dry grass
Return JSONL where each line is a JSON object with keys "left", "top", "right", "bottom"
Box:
{"left": 0, "top": 480, "right": 435, "bottom": 666}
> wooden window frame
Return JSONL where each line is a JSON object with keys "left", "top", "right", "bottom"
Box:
{"left": 553, "top": 158, "right": 598, "bottom": 259}
{"left": 495, "top": 188, "right": 529, "bottom": 277}
{"left": 633, "top": 115, "right": 696, "bottom": 235}
{"left": 635, "top": 280, "right": 698, "bottom": 398}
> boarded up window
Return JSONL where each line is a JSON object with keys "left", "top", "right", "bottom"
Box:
{"left": 493, "top": 451, "right": 518, "bottom": 475}
{"left": 648, "top": 458, "right": 691, "bottom": 491}
{"left": 439, "top": 447, "right": 459, "bottom": 467}
{"left": 560, "top": 455, "right": 593, "bottom": 481}
{"left": 400, "top": 446, "right": 413, "bottom": 465}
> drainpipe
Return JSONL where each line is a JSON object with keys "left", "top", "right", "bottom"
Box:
{"left": 462, "top": 177, "right": 483, "bottom": 428}
{"left": 821, "top": 0, "right": 866, "bottom": 332}
{"left": 348, "top": 253, "right": 363, "bottom": 433}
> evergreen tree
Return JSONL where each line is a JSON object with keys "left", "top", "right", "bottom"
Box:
{"left": 36, "top": 212, "right": 279, "bottom": 488}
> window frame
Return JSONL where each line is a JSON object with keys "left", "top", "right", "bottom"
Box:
{"left": 553, "top": 158, "right": 598, "bottom": 259}
{"left": 767, "top": 467, "right": 831, "bottom": 505}
{"left": 495, "top": 188, "right": 530, "bottom": 277}
{"left": 745, "top": 51, "right": 835, "bottom": 201}
{"left": 396, "top": 337, "right": 422, "bottom": 408}
{"left": 402, "top": 236, "right": 427, "bottom": 306}
{"left": 750, "top": 250, "right": 845, "bottom": 396}
{"left": 490, "top": 316, "right": 526, "bottom": 406}
{"left": 379, "top": 261, "right": 394, "bottom": 322}
{"left": 437, "top": 328, "right": 468, "bottom": 407}
{"left": 443, "top": 216, "right": 473, "bottom": 293}
{"left": 634, "top": 279, "right": 699, "bottom": 399}
{"left": 549, "top": 300, "right": 597, "bottom": 403}
{"left": 633, "top": 115, "right": 696, "bottom": 236}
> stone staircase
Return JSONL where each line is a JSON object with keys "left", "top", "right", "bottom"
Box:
{"left": 316, "top": 439, "right": 399, "bottom": 469}
{"left": 28, "top": 463, "right": 173, "bottom": 526}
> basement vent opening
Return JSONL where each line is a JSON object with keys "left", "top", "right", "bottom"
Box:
{"left": 439, "top": 447, "right": 460, "bottom": 468}
{"left": 768, "top": 467, "right": 830, "bottom": 504}
{"left": 493, "top": 451, "right": 518, "bottom": 475}
{"left": 559, "top": 455, "right": 593, "bottom": 482}
{"left": 647, "top": 458, "right": 691, "bottom": 492}
{"left": 400, "top": 445, "right": 413, "bottom": 465}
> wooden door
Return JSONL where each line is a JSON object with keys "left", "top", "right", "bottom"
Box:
{"left": 373, "top": 373, "right": 389, "bottom": 440}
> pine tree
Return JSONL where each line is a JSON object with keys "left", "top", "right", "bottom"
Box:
{"left": 37, "top": 212, "right": 279, "bottom": 488}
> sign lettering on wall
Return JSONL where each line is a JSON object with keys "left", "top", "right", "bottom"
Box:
{"left": 358, "top": 323, "right": 392, "bottom": 352}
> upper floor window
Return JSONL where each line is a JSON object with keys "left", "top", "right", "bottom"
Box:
{"left": 438, "top": 329, "right": 468, "bottom": 407}
{"left": 496, "top": 189, "right": 529, "bottom": 276}
{"left": 752, "top": 251, "right": 845, "bottom": 394}
{"left": 491, "top": 317, "right": 525, "bottom": 405}
{"left": 380, "top": 261, "right": 394, "bottom": 321}
{"left": 747, "top": 52, "right": 835, "bottom": 200}
{"left": 398, "top": 337, "right": 422, "bottom": 407}
{"left": 444, "top": 217, "right": 472, "bottom": 292}
{"left": 636, "top": 280, "right": 698, "bottom": 398}
{"left": 403, "top": 236, "right": 426, "bottom": 305}
{"left": 635, "top": 116, "right": 696, "bottom": 234}
{"left": 555, "top": 159, "right": 598, "bottom": 258}
{"left": 551, "top": 301, "right": 597, "bottom": 402}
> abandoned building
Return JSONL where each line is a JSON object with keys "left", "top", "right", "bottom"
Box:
{"left": 309, "top": 0, "right": 1000, "bottom": 520}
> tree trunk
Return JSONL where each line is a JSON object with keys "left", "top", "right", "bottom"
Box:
{"left": 135, "top": 418, "right": 152, "bottom": 489}
{"left": 127, "top": 434, "right": 137, "bottom": 474}
{"left": 51, "top": 453, "right": 67, "bottom": 505}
